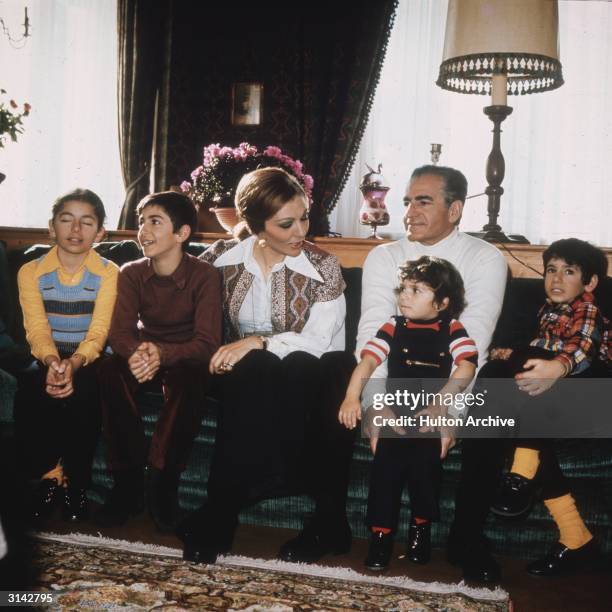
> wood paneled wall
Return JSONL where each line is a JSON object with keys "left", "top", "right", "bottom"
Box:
{"left": 3, "top": 226, "right": 612, "bottom": 279}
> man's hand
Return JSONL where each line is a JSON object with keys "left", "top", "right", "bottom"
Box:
{"left": 490, "top": 347, "right": 513, "bottom": 361}
{"left": 362, "top": 404, "right": 406, "bottom": 455}
{"left": 515, "top": 358, "right": 567, "bottom": 396}
{"left": 415, "top": 402, "right": 445, "bottom": 433}
{"left": 338, "top": 397, "right": 362, "bottom": 430}
{"left": 44, "top": 356, "right": 75, "bottom": 398}
{"left": 128, "top": 342, "right": 161, "bottom": 383}
{"left": 440, "top": 425, "right": 456, "bottom": 459}
{"left": 209, "top": 336, "right": 262, "bottom": 375}
{"left": 415, "top": 403, "right": 455, "bottom": 459}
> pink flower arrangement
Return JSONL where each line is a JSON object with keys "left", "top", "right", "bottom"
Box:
{"left": 182, "top": 142, "right": 314, "bottom": 207}
{"left": 0, "top": 89, "right": 31, "bottom": 148}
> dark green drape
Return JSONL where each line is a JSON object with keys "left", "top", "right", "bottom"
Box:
{"left": 299, "top": 0, "right": 398, "bottom": 235}
{"left": 116, "top": 0, "right": 169, "bottom": 229}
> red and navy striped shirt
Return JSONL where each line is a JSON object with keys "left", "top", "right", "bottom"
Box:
{"left": 362, "top": 316, "right": 478, "bottom": 370}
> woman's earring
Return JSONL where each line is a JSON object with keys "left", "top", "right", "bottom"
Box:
{"left": 258, "top": 237, "right": 267, "bottom": 248}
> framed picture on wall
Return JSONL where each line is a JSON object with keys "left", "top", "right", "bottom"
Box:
{"left": 231, "top": 82, "right": 263, "bottom": 126}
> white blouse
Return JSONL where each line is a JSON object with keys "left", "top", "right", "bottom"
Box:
{"left": 0, "top": 517, "right": 6, "bottom": 561}
{"left": 215, "top": 236, "right": 346, "bottom": 359}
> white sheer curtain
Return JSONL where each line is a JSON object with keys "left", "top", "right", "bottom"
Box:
{"left": 330, "top": 0, "right": 612, "bottom": 247}
{"left": 0, "top": 0, "right": 123, "bottom": 229}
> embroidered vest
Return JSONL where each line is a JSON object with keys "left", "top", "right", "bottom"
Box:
{"left": 201, "top": 239, "right": 345, "bottom": 342}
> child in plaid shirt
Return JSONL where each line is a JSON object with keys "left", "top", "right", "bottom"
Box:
{"left": 489, "top": 237, "right": 609, "bottom": 576}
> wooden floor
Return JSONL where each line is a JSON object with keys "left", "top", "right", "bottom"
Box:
{"left": 41, "top": 506, "right": 610, "bottom": 612}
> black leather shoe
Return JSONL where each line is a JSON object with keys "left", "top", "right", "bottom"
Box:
{"left": 527, "top": 540, "right": 600, "bottom": 576}
{"left": 490, "top": 472, "right": 535, "bottom": 517}
{"left": 175, "top": 506, "right": 236, "bottom": 565}
{"left": 62, "top": 487, "right": 89, "bottom": 522}
{"left": 278, "top": 518, "right": 352, "bottom": 563}
{"left": 182, "top": 539, "right": 222, "bottom": 565}
{"left": 364, "top": 531, "right": 393, "bottom": 571}
{"left": 147, "top": 468, "right": 180, "bottom": 533}
{"left": 30, "top": 478, "right": 60, "bottom": 523}
{"left": 447, "top": 530, "right": 501, "bottom": 584}
{"left": 405, "top": 520, "right": 431, "bottom": 564}
{"left": 462, "top": 551, "right": 502, "bottom": 584}
{"left": 94, "top": 470, "right": 144, "bottom": 527}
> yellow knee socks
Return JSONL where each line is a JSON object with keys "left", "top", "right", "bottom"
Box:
{"left": 510, "top": 447, "right": 540, "bottom": 480}
{"left": 41, "top": 460, "right": 65, "bottom": 486}
{"left": 544, "top": 494, "right": 592, "bottom": 549}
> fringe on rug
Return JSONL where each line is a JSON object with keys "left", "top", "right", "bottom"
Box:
{"left": 35, "top": 531, "right": 509, "bottom": 603}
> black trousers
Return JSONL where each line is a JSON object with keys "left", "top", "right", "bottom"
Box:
{"left": 366, "top": 437, "right": 441, "bottom": 531}
{"left": 452, "top": 346, "right": 599, "bottom": 539}
{"left": 203, "top": 349, "right": 357, "bottom": 531}
{"left": 13, "top": 360, "right": 102, "bottom": 488}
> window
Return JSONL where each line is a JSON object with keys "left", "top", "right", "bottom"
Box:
{"left": 0, "top": 0, "right": 123, "bottom": 229}
{"left": 331, "top": 0, "right": 612, "bottom": 246}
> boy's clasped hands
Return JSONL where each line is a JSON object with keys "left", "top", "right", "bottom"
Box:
{"left": 44, "top": 353, "right": 85, "bottom": 398}
{"left": 128, "top": 341, "right": 161, "bottom": 383}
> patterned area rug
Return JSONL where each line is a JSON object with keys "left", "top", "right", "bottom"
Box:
{"left": 33, "top": 533, "right": 510, "bottom": 611}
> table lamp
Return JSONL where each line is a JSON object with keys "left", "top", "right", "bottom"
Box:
{"left": 436, "top": 0, "right": 564, "bottom": 243}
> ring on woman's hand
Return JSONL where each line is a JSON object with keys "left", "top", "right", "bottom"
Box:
{"left": 222, "top": 362, "right": 234, "bottom": 371}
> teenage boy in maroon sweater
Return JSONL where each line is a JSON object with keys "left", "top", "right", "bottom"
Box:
{"left": 96, "top": 191, "right": 221, "bottom": 532}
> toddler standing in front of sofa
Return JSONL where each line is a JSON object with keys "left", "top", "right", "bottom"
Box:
{"left": 14, "top": 189, "right": 118, "bottom": 524}
{"left": 339, "top": 256, "right": 478, "bottom": 571}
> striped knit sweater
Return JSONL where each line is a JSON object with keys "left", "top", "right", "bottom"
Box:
{"left": 361, "top": 315, "right": 478, "bottom": 379}
{"left": 38, "top": 265, "right": 106, "bottom": 357}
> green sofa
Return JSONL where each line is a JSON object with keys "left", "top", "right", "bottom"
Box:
{"left": 1, "top": 239, "right": 611, "bottom": 560}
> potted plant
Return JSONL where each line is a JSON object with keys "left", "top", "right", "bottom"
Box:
{"left": 182, "top": 142, "right": 313, "bottom": 232}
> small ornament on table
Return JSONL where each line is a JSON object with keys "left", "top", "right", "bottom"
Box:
{"left": 359, "top": 163, "right": 390, "bottom": 240}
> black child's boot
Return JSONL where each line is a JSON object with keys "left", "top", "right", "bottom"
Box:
{"left": 94, "top": 468, "right": 145, "bottom": 527}
{"left": 364, "top": 529, "right": 394, "bottom": 571}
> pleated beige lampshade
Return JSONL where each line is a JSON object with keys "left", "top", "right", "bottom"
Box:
{"left": 437, "top": 0, "right": 564, "bottom": 97}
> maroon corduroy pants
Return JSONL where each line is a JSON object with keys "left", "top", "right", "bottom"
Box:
{"left": 98, "top": 354, "right": 208, "bottom": 473}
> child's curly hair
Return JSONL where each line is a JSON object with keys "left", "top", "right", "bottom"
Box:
{"left": 395, "top": 256, "right": 467, "bottom": 319}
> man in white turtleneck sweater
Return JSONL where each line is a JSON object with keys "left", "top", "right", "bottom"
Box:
{"left": 358, "top": 165, "right": 507, "bottom": 373}
{"left": 357, "top": 165, "right": 508, "bottom": 583}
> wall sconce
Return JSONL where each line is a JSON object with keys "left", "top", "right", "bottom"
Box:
{"left": 437, "top": 0, "right": 564, "bottom": 243}
{"left": 1, "top": 6, "right": 31, "bottom": 49}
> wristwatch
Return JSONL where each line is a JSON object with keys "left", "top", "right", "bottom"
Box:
{"left": 259, "top": 335, "right": 268, "bottom": 350}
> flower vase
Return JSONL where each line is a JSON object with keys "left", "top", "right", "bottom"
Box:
{"left": 210, "top": 207, "right": 239, "bottom": 233}
{"left": 196, "top": 204, "right": 225, "bottom": 233}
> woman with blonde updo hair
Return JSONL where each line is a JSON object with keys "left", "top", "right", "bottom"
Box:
{"left": 176, "top": 167, "right": 356, "bottom": 565}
